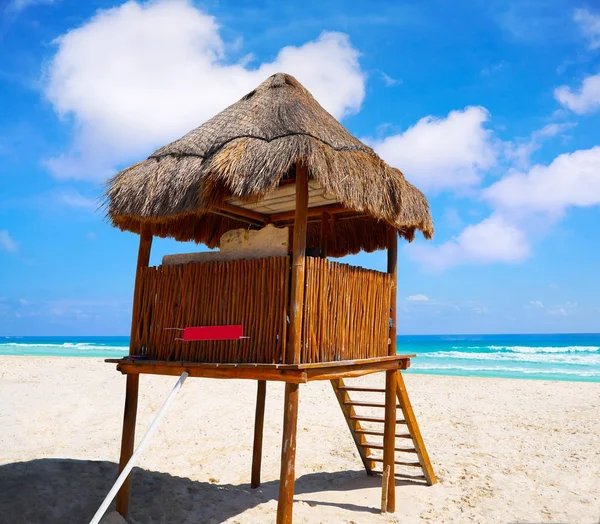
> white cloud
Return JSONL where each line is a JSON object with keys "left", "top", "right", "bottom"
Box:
{"left": 380, "top": 71, "right": 401, "bottom": 87}
{"left": 409, "top": 215, "right": 530, "bottom": 271}
{"left": 504, "top": 122, "right": 576, "bottom": 169}
{"left": 416, "top": 145, "right": 600, "bottom": 272}
{"left": 55, "top": 190, "right": 97, "bottom": 210}
{"left": 370, "top": 106, "right": 497, "bottom": 191}
{"left": 407, "top": 294, "right": 430, "bottom": 302}
{"left": 5, "top": 0, "right": 56, "bottom": 14}
{"left": 0, "top": 230, "right": 18, "bottom": 253}
{"left": 574, "top": 8, "right": 600, "bottom": 49}
{"left": 547, "top": 301, "right": 578, "bottom": 317}
{"left": 484, "top": 146, "right": 600, "bottom": 215}
{"left": 536, "top": 123, "right": 574, "bottom": 138}
{"left": 554, "top": 73, "right": 600, "bottom": 114}
{"left": 529, "top": 300, "right": 544, "bottom": 307}
{"left": 43, "top": 0, "right": 365, "bottom": 180}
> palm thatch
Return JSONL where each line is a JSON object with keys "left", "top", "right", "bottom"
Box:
{"left": 105, "top": 73, "right": 433, "bottom": 256}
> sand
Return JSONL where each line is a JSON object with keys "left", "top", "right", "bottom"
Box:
{"left": 0, "top": 356, "right": 598, "bottom": 523}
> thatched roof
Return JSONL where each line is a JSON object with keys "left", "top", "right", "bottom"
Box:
{"left": 105, "top": 73, "right": 433, "bottom": 256}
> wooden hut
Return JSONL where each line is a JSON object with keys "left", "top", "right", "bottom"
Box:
{"left": 105, "top": 73, "right": 436, "bottom": 523}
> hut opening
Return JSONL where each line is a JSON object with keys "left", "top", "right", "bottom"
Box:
{"left": 104, "top": 73, "right": 437, "bottom": 523}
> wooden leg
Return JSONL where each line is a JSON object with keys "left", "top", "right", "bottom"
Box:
{"left": 115, "top": 373, "right": 140, "bottom": 517}
{"left": 276, "top": 382, "right": 300, "bottom": 524}
{"left": 251, "top": 380, "right": 267, "bottom": 488}
{"left": 383, "top": 370, "right": 397, "bottom": 512}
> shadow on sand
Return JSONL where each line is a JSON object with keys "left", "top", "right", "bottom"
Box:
{"left": 0, "top": 458, "right": 423, "bottom": 523}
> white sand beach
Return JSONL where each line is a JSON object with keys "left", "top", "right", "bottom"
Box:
{"left": 0, "top": 356, "right": 598, "bottom": 523}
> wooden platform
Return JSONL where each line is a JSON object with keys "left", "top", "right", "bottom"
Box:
{"left": 105, "top": 355, "right": 413, "bottom": 383}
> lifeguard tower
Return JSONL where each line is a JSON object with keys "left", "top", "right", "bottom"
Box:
{"left": 105, "top": 73, "right": 436, "bottom": 523}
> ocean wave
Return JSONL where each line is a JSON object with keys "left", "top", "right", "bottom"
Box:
{"left": 0, "top": 342, "right": 127, "bottom": 351}
{"left": 412, "top": 363, "right": 600, "bottom": 377}
{"left": 450, "top": 345, "right": 599, "bottom": 354}
{"left": 422, "top": 351, "right": 600, "bottom": 366}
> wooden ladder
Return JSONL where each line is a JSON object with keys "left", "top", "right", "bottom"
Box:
{"left": 331, "top": 370, "right": 436, "bottom": 484}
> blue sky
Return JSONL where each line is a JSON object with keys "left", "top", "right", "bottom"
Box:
{"left": 1, "top": 0, "right": 599, "bottom": 335}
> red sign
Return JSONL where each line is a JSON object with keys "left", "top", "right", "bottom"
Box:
{"left": 182, "top": 325, "right": 244, "bottom": 341}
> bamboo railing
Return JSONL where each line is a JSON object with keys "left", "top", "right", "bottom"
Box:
{"left": 131, "top": 256, "right": 392, "bottom": 364}
{"left": 302, "top": 257, "right": 393, "bottom": 362}
{"left": 131, "top": 257, "right": 289, "bottom": 363}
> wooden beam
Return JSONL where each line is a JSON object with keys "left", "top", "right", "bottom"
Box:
{"left": 387, "top": 227, "right": 398, "bottom": 357}
{"left": 116, "top": 374, "right": 139, "bottom": 517}
{"left": 115, "top": 361, "right": 308, "bottom": 383}
{"left": 251, "top": 380, "right": 267, "bottom": 488}
{"left": 287, "top": 164, "right": 309, "bottom": 364}
{"left": 116, "top": 229, "right": 152, "bottom": 518}
{"left": 210, "top": 209, "right": 263, "bottom": 227}
{"left": 320, "top": 213, "right": 329, "bottom": 258}
{"left": 107, "top": 355, "right": 413, "bottom": 370}
{"left": 382, "top": 369, "right": 397, "bottom": 512}
{"left": 305, "top": 358, "right": 407, "bottom": 381}
{"left": 213, "top": 202, "right": 269, "bottom": 225}
{"left": 128, "top": 230, "right": 152, "bottom": 356}
{"left": 115, "top": 374, "right": 139, "bottom": 517}
{"left": 271, "top": 202, "right": 347, "bottom": 223}
{"left": 277, "top": 382, "right": 300, "bottom": 524}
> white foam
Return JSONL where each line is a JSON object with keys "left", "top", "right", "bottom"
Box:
{"left": 0, "top": 342, "right": 127, "bottom": 351}
{"left": 451, "top": 345, "right": 599, "bottom": 354}
{"left": 423, "top": 351, "right": 600, "bottom": 366}
{"left": 412, "top": 363, "right": 600, "bottom": 377}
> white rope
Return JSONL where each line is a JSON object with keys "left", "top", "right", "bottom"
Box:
{"left": 90, "top": 372, "right": 189, "bottom": 524}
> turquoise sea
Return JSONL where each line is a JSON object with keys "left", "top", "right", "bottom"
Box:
{"left": 1, "top": 334, "right": 599, "bottom": 382}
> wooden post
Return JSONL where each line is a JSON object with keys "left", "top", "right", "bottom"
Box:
{"left": 320, "top": 212, "right": 328, "bottom": 258}
{"left": 251, "top": 380, "right": 267, "bottom": 488}
{"left": 277, "top": 382, "right": 300, "bottom": 524}
{"left": 387, "top": 226, "right": 398, "bottom": 357}
{"left": 116, "top": 229, "right": 152, "bottom": 518}
{"left": 287, "top": 164, "right": 309, "bottom": 364}
{"left": 385, "top": 227, "right": 398, "bottom": 510}
{"left": 382, "top": 369, "right": 397, "bottom": 512}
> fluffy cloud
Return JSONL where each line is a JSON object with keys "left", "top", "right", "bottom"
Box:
{"left": 411, "top": 145, "right": 600, "bottom": 271}
{"left": 554, "top": 73, "right": 600, "bottom": 114}
{"left": 504, "top": 122, "right": 576, "bottom": 169}
{"left": 574, "top": 8, "right": 600, "bottom": 49}
{"left": 529, "top": 300, "right": 544, "bottom": 308}
{"left": 484, "top": 146, "right": 600, "bottom": 215}
{"left": 0, "top": 230, "right": 18, "bottom": 253}
{"left": 407, "top": 294, "right": 430, "bottom": 301}
{"left": 55, "top": 190, "right": 97, "bottom": 210}
{"left": 409, "top": 215, "right": 530, "bottom": 271}
{"left": 43, "top": 0, "right": 365, "bottom": 180}
{"left": 370, "top": 106, "right": 497, "bottom": 191}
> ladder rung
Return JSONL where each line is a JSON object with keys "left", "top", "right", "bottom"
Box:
{"left": 370, "top": 458, "right": 422, "bottom": 467}
{"left": 359, "top": 443, "right": 417, "bottom": 453}
{"left": 354, "top": 429, "right": 413, "bottom": 438}
{"left": 349, "top": 415, "right": 407, "bottom": 424}
{"left": 344, "top": 401, "right": 401, "bottom": 408}
{"left": 395, "top": 473, "right": 427, "bottom": 481}
{"left": 372, "top": 470, "right": 427, "bottom": 481}
{"left": 338, "top": 386, "right": 386, "bottom": 393}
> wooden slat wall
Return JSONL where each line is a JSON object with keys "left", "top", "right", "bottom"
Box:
{"left": 131, "top": 257, "right": 289, "bottom": 363}
{"left": 302, "top": 257, "right": 393, "bottom": 363}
